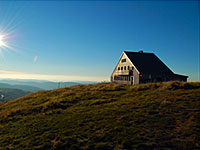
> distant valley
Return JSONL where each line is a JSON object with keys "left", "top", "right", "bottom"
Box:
{"left": 0, "top": 79, "right": 97, "bottom": 102}
{"left": 0, "top": 88, "right": 30, "bottom": 102}
{"left": 0, "top": 83, "right": 43, "bottom": 92}
{"left": 0, "top": 79, "right": 96, "bottom": 91}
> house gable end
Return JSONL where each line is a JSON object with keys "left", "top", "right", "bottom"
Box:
{"left": 111, "top": 52, "right": 140, "bottom": 77}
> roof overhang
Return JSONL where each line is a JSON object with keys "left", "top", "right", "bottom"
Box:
{"left": 173, "top": 73, "right": 188, "bottom": 78}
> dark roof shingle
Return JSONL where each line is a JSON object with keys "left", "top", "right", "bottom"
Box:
{"left": 124, "top": 51, "right": 174, "bottom": 75}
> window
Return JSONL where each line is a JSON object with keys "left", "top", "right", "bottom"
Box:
{"left": 124, "top": 66, "right": 126, "bottom": 70}
{"left": 128, "top": 66, "right": 130, "bottom": 70}
{"left": 149, "top": 74, "right": 152, "bottom": 79}
{"left": 121, "top": 59, "right": 126, "bottom": 63}
{"left": 132, "top": 67, "right": 134, "bottom": 70}
{"left": 121, "top": 66, "right": 123, "bottom": 70}
{"left": 118, "top": 67, "right": 120, "bottom": 70}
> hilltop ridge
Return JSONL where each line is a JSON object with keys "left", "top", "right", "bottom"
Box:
{"left": 0, "top": 81, "right": 200, "bottom": 149}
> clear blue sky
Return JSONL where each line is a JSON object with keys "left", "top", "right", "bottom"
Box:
{"left": 0, "top": 1, "right": 199, "bottom": 81}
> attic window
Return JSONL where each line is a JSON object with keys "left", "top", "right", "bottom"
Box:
{"left": 121, "top": 67, "right": 123, "bottom": 70}
{"left": 132, "top": 67, "right": 134, "bottom": 70}
{"left": 124, "top": 66, "right": 126, "bottom": 70}
{"left": 118, "top": 67, "right": 120, "bottom": 70}
{"left": 121, "top": 59, "right": 126, "bottom": 63}
{"left": 128, "top": 66, "right": 130, "bottom": 70}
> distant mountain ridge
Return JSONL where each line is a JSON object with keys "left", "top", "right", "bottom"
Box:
{"left": 0, "top": 79, "right": 96, "bottom": 90}
{"left": 0, "top": 88, "right": 30, "bottom": 102}
{"left": 0, "top": 83, "right": 43, "bottom": 92}
{"left": 0, "top": 79, "right": 97, "bottom": 102}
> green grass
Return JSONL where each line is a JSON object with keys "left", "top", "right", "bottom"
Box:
{"left": 0, "top": 81, "right": 200, "bottom": 150}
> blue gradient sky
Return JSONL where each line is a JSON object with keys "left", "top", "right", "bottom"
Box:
{"left": 0, "top": 1, "right": 199, "bottom": 81}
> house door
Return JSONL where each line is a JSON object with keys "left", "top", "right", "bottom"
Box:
{"left": 131, "top": 76, "right": 134, "bottom": 85}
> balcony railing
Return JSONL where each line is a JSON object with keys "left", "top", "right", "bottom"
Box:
{"left": 114, "top": 70, "right": 133, "bottom": 76}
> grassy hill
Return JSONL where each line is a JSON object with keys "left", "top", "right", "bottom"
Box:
{"left": 0, "top": 81, "right": 199, "bottom": 149}
{"left": 0, "top": 88, "right": 30, "bottom": 103}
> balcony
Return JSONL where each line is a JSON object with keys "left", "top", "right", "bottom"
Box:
{"left": 114, "top": 70, "right": 133, "bottom": 76}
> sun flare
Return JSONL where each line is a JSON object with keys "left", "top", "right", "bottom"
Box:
{"left": 0, "top": 35, "right": 5, "bottom": 47}
{"left": 0, "top": 30, "right": 17, "bottom": 56}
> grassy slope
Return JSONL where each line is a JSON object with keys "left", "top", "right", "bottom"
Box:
{"left": 0, "top": 81, "right": 199, "bottom": 150}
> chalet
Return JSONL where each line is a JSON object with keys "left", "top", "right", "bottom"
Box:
{"left": 111, "top": 51, "right": 188, "bottom": 85}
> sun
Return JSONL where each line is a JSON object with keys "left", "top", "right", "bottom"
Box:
{"left": 0, "top": 35, "right": 5, "bottom": 47}
{"left": 0, "top": 25, "right": 17, "bottom": 57}
{"left": 0, "top": 31, "right": 15, "bottom": 56}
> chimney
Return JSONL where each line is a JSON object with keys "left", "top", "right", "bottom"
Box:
{"left": 138, "top": 50, "right": 143, "bottom": 53}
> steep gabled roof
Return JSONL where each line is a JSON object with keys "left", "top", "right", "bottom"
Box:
{"left": 124, "top": 51, "right": 174, "bottom": 75}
